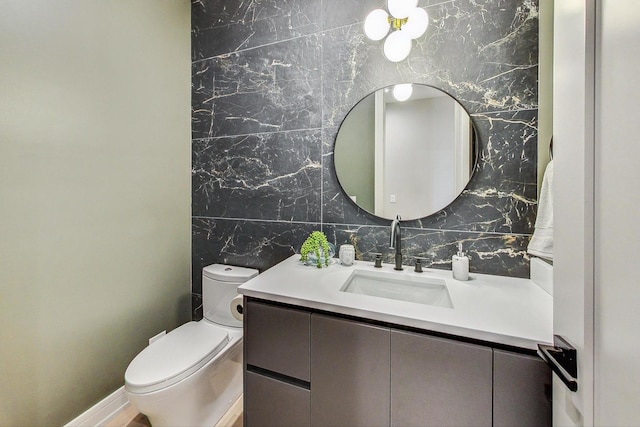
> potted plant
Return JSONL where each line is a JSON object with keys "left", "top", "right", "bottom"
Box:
{"left": 300, "top": 231, "right": 334, "bottom": 268}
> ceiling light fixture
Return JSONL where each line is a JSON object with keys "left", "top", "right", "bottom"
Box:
{"left": 364, "top": 0, "right": 429, "bottom": 62}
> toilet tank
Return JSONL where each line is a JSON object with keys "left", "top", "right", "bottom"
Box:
{"left": 202, "top": 264, "right": 259, "bottom": 327}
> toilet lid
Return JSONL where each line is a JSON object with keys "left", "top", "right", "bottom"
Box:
{"left": 203, "top": 263, "right": 259, "bottom": 282}
{"left": 125, "top": 321, "right": 229, "bottom": 394}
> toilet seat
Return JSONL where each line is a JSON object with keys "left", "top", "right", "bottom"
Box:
{"left": 125, "top": 321, "right": 229, "bottom": 394}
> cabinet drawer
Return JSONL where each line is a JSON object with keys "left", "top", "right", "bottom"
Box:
{"left": 493, "top": 349, "right": 551, "bottom": 427}
{"left": 245, "top": 300, "right": 310, "bottom": 381}
{"left": 311, "top": 314, "right": 390, "bottom": 427}
{"left": 391, "top": 330, "right": 493, "bottom": 427}
{"left": 245, "top": 371, "right": 310, "bottom": 427}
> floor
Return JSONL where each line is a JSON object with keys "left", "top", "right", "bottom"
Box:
{"left": 105, "top": 395, "right": 243, "bottom": 427}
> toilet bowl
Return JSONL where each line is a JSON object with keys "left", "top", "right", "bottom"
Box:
{"left": 124, "top": 264, "right": 258, "bottom": 427}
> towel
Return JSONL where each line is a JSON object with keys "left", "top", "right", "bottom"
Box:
{"left": 528, "top": 160, "right": 554, "bottom": 260}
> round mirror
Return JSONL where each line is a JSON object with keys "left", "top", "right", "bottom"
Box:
{"left": 334, "top": 84, "right": 478, "bottom": 221}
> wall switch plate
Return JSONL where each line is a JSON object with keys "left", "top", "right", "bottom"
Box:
{"left": 390, "top": 194, "right": 396, "bottom": 203}
{"left": 149, "top": 330, "right": 166, "bottom": 345}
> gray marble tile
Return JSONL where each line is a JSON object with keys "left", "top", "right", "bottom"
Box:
{"left": 192, "top": 130, "right": 322, "bottom": 222}
{"left": 192, "top": 218, "right": 318, "bottom": 294}
{"left": 192, "top": 34, "right": 322, "bottom": 139}
{"left": 408, "top": 0, "right": 539, "bottom": 112}
{"left": 192, "top": 59, "right": 215, "bottom": 139}
{"left": 322, "top": 0, "right": 539, "bottom": 127}
{"left": 192, "top": 0, "right": 321, "bottom": 60}
{"left": 324, "top": 224, "right": 531, "bottom": 278}
{"left": 192, "top": 293, "right": 203, "bottom": 321}
{"left": 322, "top": 0, "right": 384, "bottom": 31}
{"left": 191, "top": 0, "right": 540, "bottom": 296}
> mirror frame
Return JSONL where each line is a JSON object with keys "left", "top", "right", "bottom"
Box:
{"left": 333, "top": 84, "right": 479, "bottom": 221}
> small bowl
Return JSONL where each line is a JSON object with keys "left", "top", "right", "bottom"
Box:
{"left": 303, "top": 242, "right": 336, "bottom": 267}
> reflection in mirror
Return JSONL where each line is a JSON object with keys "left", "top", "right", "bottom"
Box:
{"left": 334, "top": 84, "right": 477, "bottom": 221}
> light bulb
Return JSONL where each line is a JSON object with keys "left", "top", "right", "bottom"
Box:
{"left": 387, "top": 0, "right": 418, "bottom": 19}
{"left": 364, "top": 9, "right": 390, "bottom": 41}
{"left": 383, "top": 31, "right": 412, "bottom": 62}
{"left": 404, "top": 7, "right": 429, "bottom": 39}
{"left": 393, "top": 84, "right": 413, "bottom": 101}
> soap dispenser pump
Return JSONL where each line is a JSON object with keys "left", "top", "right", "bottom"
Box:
{"left": 452, "top": 242, "right": 469, "bottom": 281}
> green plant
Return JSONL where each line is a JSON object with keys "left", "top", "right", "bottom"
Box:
{"left": 300, "top": 231, "right": 331, "bottom": 268}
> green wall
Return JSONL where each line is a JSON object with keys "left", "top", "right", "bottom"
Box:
{"left": 0, "top": 1, "right": 191, "bottom": 425}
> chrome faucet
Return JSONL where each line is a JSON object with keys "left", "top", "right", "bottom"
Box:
{"left": 389, "top": 214, "right": 403, "bottom": 270}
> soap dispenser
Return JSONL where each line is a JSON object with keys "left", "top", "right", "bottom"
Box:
{"left": 452, "top": 242, "right": 469, "bottom": 281}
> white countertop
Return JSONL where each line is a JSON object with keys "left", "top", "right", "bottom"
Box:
{"left": 238, "top": 255, "right": 553, "bottom": 351}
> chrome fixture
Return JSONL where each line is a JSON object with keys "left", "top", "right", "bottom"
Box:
{"left": 414, "top": 256, "right": 429, "bottom": 273}
{"left": 390, "top": 214, "right": 403, "bottom": 270}
{"left": 373, "top": 253, "right": 383, "bottom": 268}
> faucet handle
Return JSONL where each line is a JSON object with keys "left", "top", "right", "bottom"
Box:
{"left": 414, "top": 256, "right": 429, "bottom": 273}
{"left": 372, "top": 253, "right": 383, "bottom": 268}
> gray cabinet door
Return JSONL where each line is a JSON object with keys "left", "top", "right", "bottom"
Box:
{"left": 245, "top": 371, "right": 310, "bottom": 427}
{"left": 310, "top": 314, "right": 390, "bottom": 427}
{"left": 391, "top": 330, "right": 493, "bottom": 427}
{"left": 245, "top": 300, "right": 311, "bottom": 380}
{"left": 493, "top": 349, "right": 551, "bottom": 427}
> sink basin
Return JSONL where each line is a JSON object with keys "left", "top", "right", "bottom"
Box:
{"left": 339, "top": 269, "right": 454, "bottom": 308}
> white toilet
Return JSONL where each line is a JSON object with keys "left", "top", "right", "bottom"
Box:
{"left": 124, "top": 264, "right": 258, "bottom": 427}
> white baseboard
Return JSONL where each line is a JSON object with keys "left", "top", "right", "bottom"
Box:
{"left": 65, "top": 385, "right": 130, "bottom": 427}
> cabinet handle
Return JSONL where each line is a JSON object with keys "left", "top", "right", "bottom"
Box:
{"left": 537, "top": 335, "right": 578, "bottom": 392}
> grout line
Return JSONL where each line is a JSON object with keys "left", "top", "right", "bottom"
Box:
{"left": 192, "top": 31, "right": 321, "bottom": 64}
{"left": 192, "top": 216, "right": 322, "bottom": 226}
{"left": 470, "top": 107, "right": 539, "bottom": 116}
{"left": 192, "top": 21, "right": 363, "bottom": 66}
{"left": 191, "top": 216, "right": 532, "bottom": 237}
{"left": 191, "top": 127, "right": 323, "bottom": 142}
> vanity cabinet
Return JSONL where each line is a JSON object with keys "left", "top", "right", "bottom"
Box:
{"left": 493, "top": 349, "right": 552, "bottom": 426}
{"left": 244, "top": 300, "right": 311, "bottom": 427}
{"left": 391, "top": 330, "right": 493, "bottom": 427}
{"left": 311, "top": 314, "right": 390, "bottom": 427}
{"left": 245, "top": 371, "right": 310, "bottom": 427}
{"left": 244, "top": 299, "right": 551, "bottom": 427}
{"left": 245, "top": 300, "right": 310, "bottom": 381}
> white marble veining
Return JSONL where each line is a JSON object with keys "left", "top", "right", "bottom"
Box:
{"left": 239, "top": 255, "right": 552, "bottom": 350}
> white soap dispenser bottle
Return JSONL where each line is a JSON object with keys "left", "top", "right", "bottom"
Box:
{"left": 452, "top": 242, "right": 469, "bottom": 281}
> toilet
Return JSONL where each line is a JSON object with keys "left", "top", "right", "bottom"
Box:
{"left": 124, "top": 264, "right": 258, "bottom": 427}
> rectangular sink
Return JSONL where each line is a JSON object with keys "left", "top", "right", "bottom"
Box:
{"left": 340, "top": 269, "right": 454, "bottom": 308}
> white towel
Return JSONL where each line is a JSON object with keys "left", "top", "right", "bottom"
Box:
{"left": 528, "top": 160, "right": 553, "bottom": 260}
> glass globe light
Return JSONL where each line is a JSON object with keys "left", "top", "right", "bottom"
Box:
{"left": 383, "top": 30, "right": 412, "bottom": 62}
{"left": 393, "top": 84, "right": 413, "bottom": 102}
{"left": 364, "top": 9, "right": 390, "bottom": 41}
{"left": 404, "top": 7, "right": 429, "bottom": 39}
{"left": 387, "top": 0, "right": 418, "bottom": 19}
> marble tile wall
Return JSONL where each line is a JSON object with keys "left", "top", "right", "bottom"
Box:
{"left": 191, "top": 0, "right": 539, "bottom": 317}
